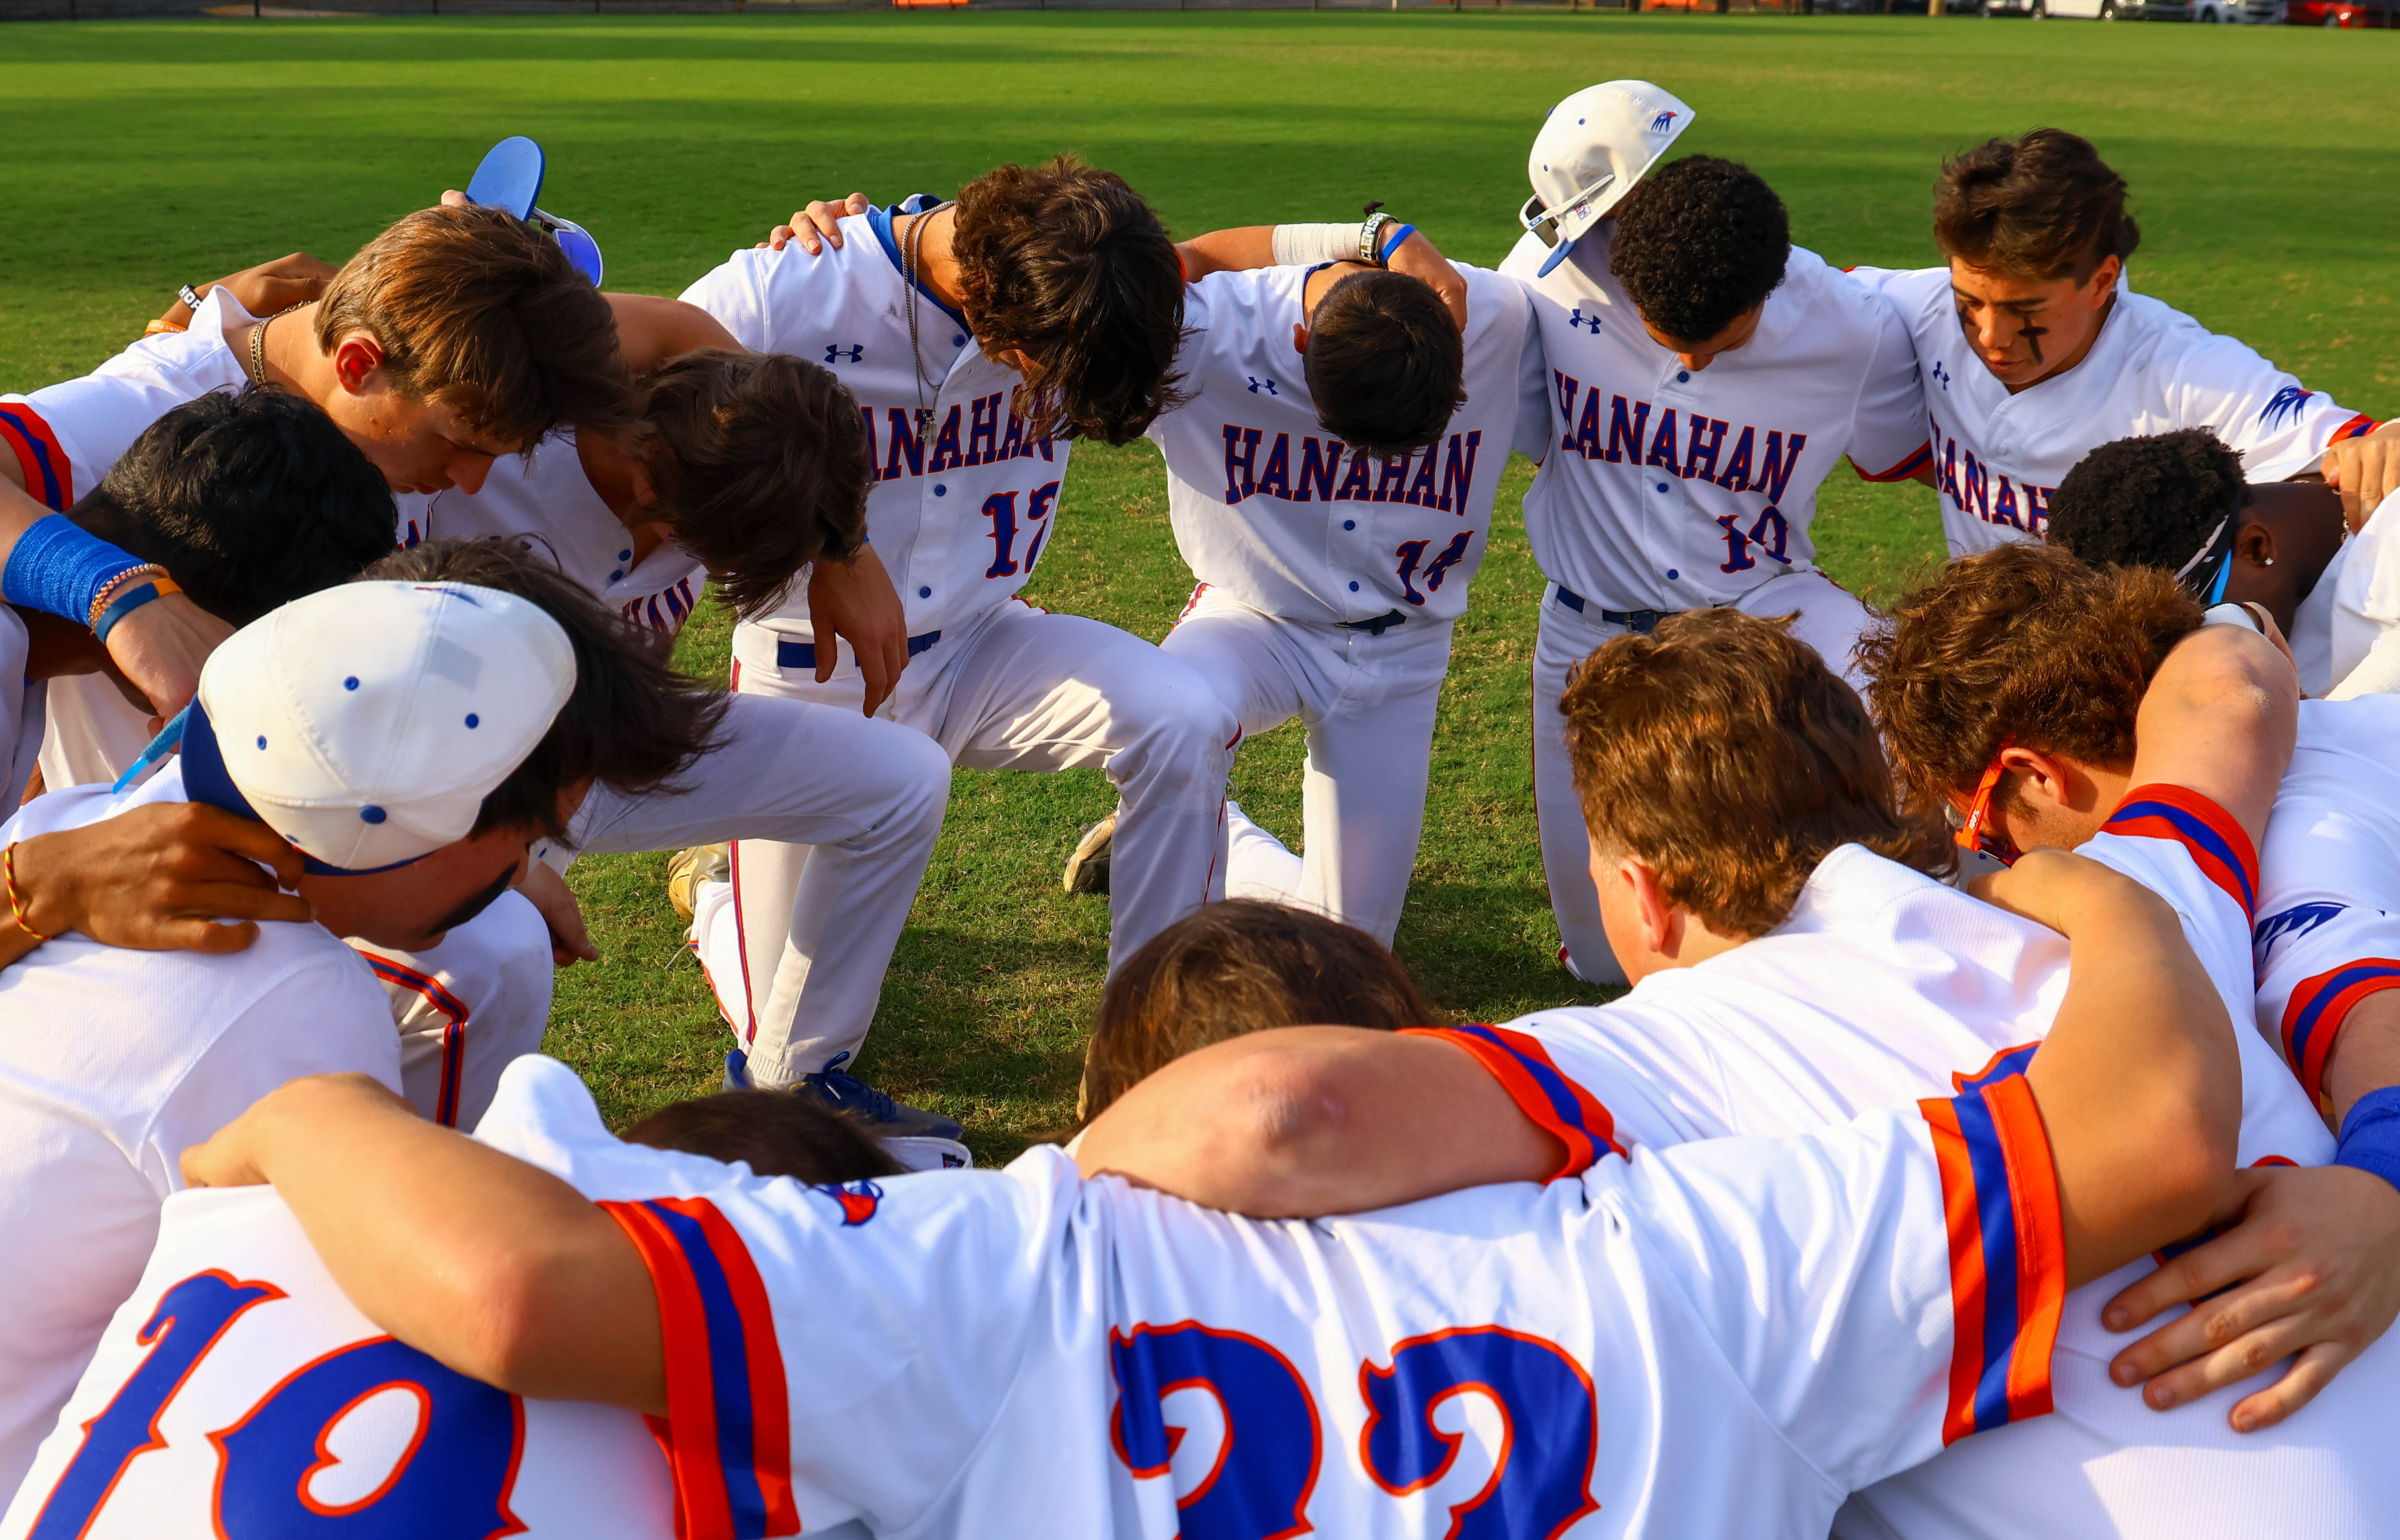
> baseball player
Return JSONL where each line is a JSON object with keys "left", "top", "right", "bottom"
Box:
{"left": 1086, "top": 215, "right": 1546, "bottom": 944}
{"left": 0, "top": 1055, "right": 887, "bottom": 1540}
{"left": 1499, "top": 83, "right": 1930, "bottom": 985}
{"left": 1848, "top": 128, "right": 2397, "bottom": 556}
{"left": 0, "top": 547, "right": 721, "bottom": 1499}
{"left": 181, "top": 844, "right": 2231, "bottom": 1539}
{"left": 2045, "top": 428, "right": 2399, "bottom": 697}
{"left": 1088, "top": 602, "right": 2398, "bottom": 1537}
{"left": 676, "top": 160, "right": 1238, "bottom": 1095}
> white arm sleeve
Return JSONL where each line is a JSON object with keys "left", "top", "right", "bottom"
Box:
{"left": 1270, "top": 222, "right": 1364, "bottom": 268}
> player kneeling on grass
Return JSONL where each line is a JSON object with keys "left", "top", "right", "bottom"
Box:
{"left": 681, "top": 160, "right": 1238, "bottom": 1115}
{"left": 1498, "top": 87, "right": 1933, "bottom": 989}
{"left": 1075, "top": 896, "right": 1441, "bottom": 1122}
{"left": 0, "top": 386, "right": 398, "bottom": 979}
{"left": 1, "top": 1055, "right": 895, "bottom": 1540}
{"left": 1080, "top": 601, "right": 2400, "bottom": 1534}
{"left": 0, "top": 537, "right": 721, "bottom": 1497}
{"left": 1046, "top": 212, "right": 1541, "bottom": 948}
{"left": 2043, "top": 427, "right": 2399, "bottom": 697}
{"left": 166, "top": 843, "right": 2228, "bottom": 1539}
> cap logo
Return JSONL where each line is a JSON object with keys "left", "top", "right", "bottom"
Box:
{"left": 1651, "top": 110, "right": 1678, "bottom": 132}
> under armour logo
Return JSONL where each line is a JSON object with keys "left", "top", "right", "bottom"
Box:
{"left": 1247, "top": 377, "right": 1278, "bottom": 396}
{"left": 814, "top": 1179, "right": 884, "bottom": 1226}
{"left": 1930, "top": 360, "right": 1952, "bottom": 392}
{"left": 1651, "top": 110, "right": 1678, "bottom": 132}
{"left": 1567, "top": 308, "right": 1602, "bottom": 335}
{"left": 2260, "top": 383, "right": 2314, "bottom": 431}
{"left": 825, "top": 344, "right": 864, "bottom": 364}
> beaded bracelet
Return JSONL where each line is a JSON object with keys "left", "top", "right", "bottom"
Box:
{"left": 86, "top": 563, "right": 170, "bottom": 630}
{"left": 93, "top": 576, "right": 182, "bottom": 645}
{"left": 5, "top": 842, "right": 51, "bottom": 946}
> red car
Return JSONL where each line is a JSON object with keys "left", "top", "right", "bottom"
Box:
{"left": 2286, "top": 0, "right": 2391, "bottom": 19}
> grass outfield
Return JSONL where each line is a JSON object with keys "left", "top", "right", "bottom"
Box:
{"left": 3, "top": 12, "right": 2394, "bottom": 1153}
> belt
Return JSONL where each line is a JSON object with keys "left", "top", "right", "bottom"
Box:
{"left": 778, "top": 630, "right": 942, "bottom": 671}
{"left": 1339, "top": 610, "right": 1408, "bottom": 637}
{"left": 1552, "top": 585, "right": 1676, "bottom": 637}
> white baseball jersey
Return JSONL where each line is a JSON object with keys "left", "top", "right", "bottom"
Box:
{"left": 2321, "top": 486, "right": 2400, "bottom": 693}
{"left": 1499, "top": 227, "right": 1928, "bottom": 614}
{"left": 1, "top": 288, "right": 262, "bottom": 786}
{"left": 1854, "top": 265, "right": 2379, "bottom": 556}
{"left": 1146, "top": 264, "right": 1546, "bottom": 625}
{"left": 0, "top": 606, "right": 47, "bottom": 809}
{"left": 0, "top": 1056, "right": 874, "bottom": 1540}
{"left": 601, "top": 1070, "right": 2059, "bottom": 1538}
{"left": 1425, "top": 790, "right": 2393, "bottom": 1540}
{"left": 393, "top": 431, "right": 708, "bottom": 637}
{"left": 0, "top": 760, "right": 401, "bottom": 1500}
{"left": 2253, "top": 697, "right": 2400, "bottom": 1117}
{"left": 681, "top": 206, "right": 1071, "bottom": 651}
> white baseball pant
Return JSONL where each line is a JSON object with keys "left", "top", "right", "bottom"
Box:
{"left": 1534, "top": 570, "right": 1872, "bottom": 986}
{"left": 354, "top": 890, "right": 555, "bottom": 1131}
{"left": 703, "top": 598, "right": 1237, "bottom": 1085}
{"left": 1163, "top": 585, "right": 1452, "bottom": 948}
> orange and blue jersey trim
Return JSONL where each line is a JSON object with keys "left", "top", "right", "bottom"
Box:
{"left": 2330, "top": 413, "right": 2379, "bottom": 444}
{"left": 1918, "top": 1072, "right": 2065, "bottom": 1446}
{"left": 359, "top": 953, "right": 470, "bottom": 1128}
{"left": 1402, "top": 1024, "right": 1625, "bottom": 1180}
{"left": 2279, "top": 958, "right": 2400, "bottom": 1107}
{"left": 1952, "top": 1040, "right": 2040, "bottom": 1095}
{"left": 1855, "top": 440, "right": 1934, "bottom": 484}
{"left": 0, "top": 401, "right": 71, "bottom": 511}
{"left": 600, "top": 1197, "right": 798, "bottom": 1540}
{"left": 2102, "top": 784, "right": 2258, "bottom": 923}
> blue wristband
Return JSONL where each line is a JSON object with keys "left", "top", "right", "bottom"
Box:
{"left": 91, "top": 579, "right": 166, "bottom": 645}
{"left": 1376, "top": 222, "right": 1418, "bottom": 265}
{"left": 1, "top": 514, "right": 144, "bottom": 625}
{"left": 2333, "top": 1085, "right": 2400, "bottom": 1196}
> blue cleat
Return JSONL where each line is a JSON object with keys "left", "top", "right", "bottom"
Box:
{"left": 797, "top": 1051, "right": 964, "bottom": 1141}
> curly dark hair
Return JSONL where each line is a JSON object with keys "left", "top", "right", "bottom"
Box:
{"left": 1303, "top": 270, "right": 1467, "bottom": 460}
{"left": 1561, "top": 608, "right": 1954, "bottom": 939}
{"left": 951, "top": 156, "right": 1190, "bottom": 446}
{"left": 636, "top": 349, "right": 871, "bottom": 620}
{"left": 71, "top": 386, "right": 397, "bottom": 627}
{"left": 358, "top": 537, "right": 727, "bottom": 841}
{"left": 2047, "top": 429, "right": 2247, "bottom": 577}
{"left": 1608, "top": 156, "right": 1791, "bottom": 346}
{"left": 1934, "top": 129, "right": 2140, "bottom": 284}
{"left": 1859, "top": 544, "right": 2201, "bottom": 821}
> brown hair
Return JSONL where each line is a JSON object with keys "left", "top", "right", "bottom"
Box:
{"left": 314, "top": 204, "right": 635, "bottom": 450}
{"left": 358, "top": 537, "right": 727, "bottom": 840}
{"left": 1859, "top": 544, "right": 2202, "bottom": 819}
{"left": 1302, "top": 270, "right": 1466, "bottom": 460}
{"left": 1561, "top": 609, "right": 1954, "bottom": 939}
{"left": 951, "top": 157, "right": 1189, "bottom": 446}
{"left": 635, "top": 349, "right": 872, "bottom": 620}
{"left": 1078, "top": 899, "right": 1441, "bottom": 1120}
{"left": 623, "top": 1089, "right": 902, "bottom": 1183}
{"left": 1934, "top": 129, "right": 2141, "bottom": 284}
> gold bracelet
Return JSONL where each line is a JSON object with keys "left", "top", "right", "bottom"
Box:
{"left": 86, "top": 563, "right": 169, "bottom": 631}
{"left": 5, "top": 843, "right": 52, "bottom": 946}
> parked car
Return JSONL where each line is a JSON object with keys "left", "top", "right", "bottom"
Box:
{"left": 2285, "top": 0, "right": 2390, "bottom": 20}
{"left": 1984, "top": 0, "right": 2277, "bottom": 15}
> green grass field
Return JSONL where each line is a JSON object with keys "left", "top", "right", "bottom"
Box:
{"left": 3, "top": 11, "right": 2394, "bottom": 1155}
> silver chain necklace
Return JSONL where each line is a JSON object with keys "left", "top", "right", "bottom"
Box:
{"left": 900, "top": 205, "right": 949, "bottom": 434}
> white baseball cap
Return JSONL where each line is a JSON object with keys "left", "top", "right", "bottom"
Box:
{"left": 181, "top": 581, "right": 576, "bottom": 874}
{"left": 1521, "top": 81, "right": 1697, "bottom": 278}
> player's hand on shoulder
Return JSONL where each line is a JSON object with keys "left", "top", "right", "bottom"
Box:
{"left": 758, "top": 193, "right": 869, "bottom": 254}
{"left": 10, "top": 800, "right": 310, "bottom": 957}
{"left": 516, "top": 859, "right": 598, "bottom": 967}
{"left": 2321, "top": 423, "right": 2400, "bottom": 534}
{"left": 209, "top": 252, "right": 337, "bottom": 319}
{"left": 1383, "top": 227, "right": 1469, "bottom": 333}
{"left": 2102, "top": 1162, "right": 2400, "bottom": 1432}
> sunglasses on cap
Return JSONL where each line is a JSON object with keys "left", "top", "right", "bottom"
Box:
{"left": 1954, "top": 750, "right": 2023, "bottom": 868}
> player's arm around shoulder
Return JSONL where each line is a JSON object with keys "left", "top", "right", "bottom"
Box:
{"left": 2130, "top": 620, "right": 2299, "bottom": 849}
{"left": 181, "top": 1073, "right": 669, "bottom": 1415}
{"left": 604, "top": 292, "right": 744, "bottom": 371}
{"left": 1074, "top": 1025, "right": 1566, "bottom": 1218}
